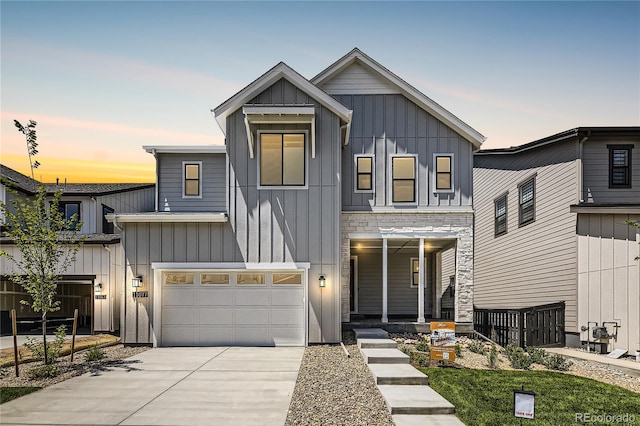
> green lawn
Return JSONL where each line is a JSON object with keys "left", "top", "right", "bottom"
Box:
{"left": 419, "top": 368, "right": 640, "bottom": 426}
{"left": 0, "top": 386, "right": 41, "bottom": 404}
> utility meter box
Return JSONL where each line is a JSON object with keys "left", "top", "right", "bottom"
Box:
{"left": 592, "top": 326, "right": 610, "bottom": 340}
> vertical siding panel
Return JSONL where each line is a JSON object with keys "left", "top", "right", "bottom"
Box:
{"left": 185, "top": 224, "right": 199, "bottom": 261}
{"left": 308, "top": 187, "right": 321, "bottom": 263}
{"left": 247, "top": 187, "right": 260, "bottom": 263}
{"left": 161, "top": 223, "right": 173, "bottom": 262}
{"left": 173, "top": 223, "right": 187, "bottom": 262}
{"left": 259, "top": 191, "right": 271, "bottom": 263}
{"left": 271, "top": 191, "right": 284, "bottom": 263}
{"left": 283, "top": 191, "right": 297, "bottom": 263}
{"left": 296, "top": 191, "right": 309, "bottom": 261}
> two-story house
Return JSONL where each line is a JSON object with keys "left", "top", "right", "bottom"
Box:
{"left": 107, "top": 48, "right": 484, "bottom": 347}
{"left": 473, "top": 128, "right": 639, "bottom": 353}
{"left": 0, "top": 164, "right": 154, "bottom": 334}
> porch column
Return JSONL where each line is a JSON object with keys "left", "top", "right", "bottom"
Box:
{"left": 418, "top": 238, "right": 425, "bottom": 323}
{"left": 382, "top": 237, "right": 388, "bottom": 323}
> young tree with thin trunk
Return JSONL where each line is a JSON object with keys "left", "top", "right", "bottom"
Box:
{"left": 0, "top": 120, "right": 84, "bottom": 364}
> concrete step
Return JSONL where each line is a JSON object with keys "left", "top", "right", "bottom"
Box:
{"left": 353, "top": 328, "right": 389, "bottom": 339}
{"left": 393, "top": 414, "right": 465, "bottom": 426}
{"left": 360, "top": 348, "right": 410, "bottom": 364}
{"left": 357, "top": 338, "right": 398, "bottom": 349}
{"left": 378, "top": 385, "right": 455, "bottom": 415}
{"left": 368, "top": 363, "right": 429, "bottom": 385}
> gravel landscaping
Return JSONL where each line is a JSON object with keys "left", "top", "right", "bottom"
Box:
{"left": 0, "top": 343, "right": 150, "bottom": 389}
{"left": 285, "top": 331, "right": 394, "bottom": 426}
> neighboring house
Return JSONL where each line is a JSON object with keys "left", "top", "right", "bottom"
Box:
{"left": 108, "top": 48, "right": 485, "bottom": 347}
{"left": 473, "top": 128, "right": 639, "bottom": 352}
{"left": 0, "top": 164, "right": 154, "bottom": 333}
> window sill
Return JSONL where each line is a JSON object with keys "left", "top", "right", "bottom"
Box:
{"left": 257, "top": 185, "right": 308, "bottom": 190}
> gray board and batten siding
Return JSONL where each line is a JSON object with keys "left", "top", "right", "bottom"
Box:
{"left": 157, "top": 153, "right": 226, "bottom": 212}
{"left": 473, "top": 138, "right": 581, "bottom": 332}
{"left": 123, "top": 78, "right": 343, "bottom": 344}
{"left": 335, "top": 94, "right": 474, "bottom": 210}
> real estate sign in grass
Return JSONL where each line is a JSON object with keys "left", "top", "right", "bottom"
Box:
{"left": 420, "top": 368, "right": 640, "bottom": 426}
{"left": 0, "top": 387, "right": 41, "bottom": 404}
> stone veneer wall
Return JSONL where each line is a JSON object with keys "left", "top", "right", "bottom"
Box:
{"left": 341, "top": 211, "right": 474, "bottom": 325}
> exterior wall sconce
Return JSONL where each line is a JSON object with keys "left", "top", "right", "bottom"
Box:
{"left": 319, "top": 275, "right": 326, "bottom": 288}
{"left": 94, "top": 283, "right": 102, "bottom": 294}
{"left": 132, "top": 276, "right": 143, "bottom": 288}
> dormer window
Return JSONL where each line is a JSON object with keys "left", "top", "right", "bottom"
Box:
{"left": 183, "top": 162, "right": 202, "bottom": 198}
{"left": 258, "top": 132, "right": 307, "bottom": 188}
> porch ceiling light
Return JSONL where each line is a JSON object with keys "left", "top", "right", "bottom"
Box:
{"left": 319, "top": 274, "right": 326, "bottom": 288}
{"left": 132, "top": 276, "right": 143, "bottom": 288}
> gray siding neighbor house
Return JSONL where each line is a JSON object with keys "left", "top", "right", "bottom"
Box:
{"left": 108, "top": 48, "right": 485, "bottom": 346}
{"left": 0, "top": 164, "right": 155, "bottom": 334}
{"left": 474, "top": 128, "right": 640, "bottom": 353}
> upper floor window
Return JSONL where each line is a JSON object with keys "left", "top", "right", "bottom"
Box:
{"left": 354, "top": 155, "right": 374, "bottom": 193}
{"left": 494, "top": 194, "right": 507, "bottom": 237}
{"left": 259, "top": 132, "right": 306, "bottom": 188}
{"left": 390, "top": 155, "right": 417, "bottom": 203}
{"left": 58, "top": 201, "right": 80, "bottom": 228}
{"left": 183, "top": 162, "right": 202, "bottom": 198}
{"left": 518, "top": 177, "right": 535, "bottom": 226}
{"left": 434, "top": 154, "right": 454, "bottom": 192}
{"left": 608, "top": 145, "right": 632, "bottom": 188}
{"left": 102, "top": 205, "right": 114, "bottom": 234}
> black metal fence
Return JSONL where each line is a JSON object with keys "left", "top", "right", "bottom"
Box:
{"left": 473, "top": 302, "right": 565, "bottom": 348}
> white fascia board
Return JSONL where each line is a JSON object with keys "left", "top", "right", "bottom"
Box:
{"left": 243, "top": 106, "right": 315, "bottom": 116}
{"left": 349, "top": 232, "right": 459, "bottom": 240}
{"left": 213, "top": 62, "right": 352, "bottom": 136}
{"left": 106, "top": 212, "right": 228, "bottom": 224}
{"left": 570, "top": 205, "right": 640, "bottom": 214}
{"left": 151, "top": 262, "right": 311, "bottom": 270}
{"left": 312, "top": 49, "right": 485, "bottom": 148}
{"left": 143, "top": 145, "right": 226, "bottom": 154}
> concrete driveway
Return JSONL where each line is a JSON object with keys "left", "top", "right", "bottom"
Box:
{"left": 1, "top": 346, "right": 304, "bottom": 425}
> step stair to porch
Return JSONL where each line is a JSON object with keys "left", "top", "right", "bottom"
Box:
{"left": 368, "top": 364, "right": 429, "bottom": 385}
{"left": 357, "top": 338, "right": 398, "bottom": 349}
{"left": 378, "top": 385, "right": 455, "bottom": 415}
{"left": 393, "top": 414, "right": 465, "bottom": 426}
{"left": 360, "top": 348, "right": 410, "bottom": 364}
{"left": 353, "top": 328, "right": 461, "bottom": 424}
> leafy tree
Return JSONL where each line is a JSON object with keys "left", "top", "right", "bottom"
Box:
{"left": 0, "top": 120, "right": 84, "bottom": 365}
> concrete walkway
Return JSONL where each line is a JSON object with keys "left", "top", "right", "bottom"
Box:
{"left": 545, "top": 347, "right": 640, "bottom": 377}
{"left": 0, "top": 346, "right": 304, "bottom": 425}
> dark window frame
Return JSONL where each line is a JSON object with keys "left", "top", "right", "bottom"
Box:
{"left": 494, "top": 193, "right": 508, "bottom": 237}
{"left": 183, "top": 162, "right": 202, "bottom": 197}
{"left": 518, "top": 176, "right": 536, "bottom": 227}
{"left": 354, "top": 155, "right": 374, "bottom": 192}
{"left": 258, "top": 131, "right": 307, "bottom": 188}
{"left": 56, "top": 201, "right": 81, "bottom": 228}
{"left": 434, "top": 154, "right": 454, "bottom": 192}
{"left": 608, "top": 144, "right": 633, "bottom": 188}
{"left": 102, "top": 204, "right": 114, "bottom": 234}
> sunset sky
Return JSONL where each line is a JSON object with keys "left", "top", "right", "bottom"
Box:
{"left": 1, "top": 1, "right": 639, "bottom": 183}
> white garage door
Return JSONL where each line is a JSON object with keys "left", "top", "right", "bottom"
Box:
{"left": 160, "top": 270, "right": 305, "bottom": 346}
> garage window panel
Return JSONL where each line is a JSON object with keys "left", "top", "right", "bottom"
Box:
{"left": 273, "top": 272, "right": 302, "bottom": 285}
{"left": 164, "top": 273, "right": 195, "bottom": 285}
{"left": 236, "top": 273, "right": 266, "bottom": 285}
{"left": 201, "top": 273, "right": 230, "bottom": 285}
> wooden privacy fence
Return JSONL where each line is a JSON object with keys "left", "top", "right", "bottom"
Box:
{"left": 473, "top": 302, "right": 565, "bottom": 348}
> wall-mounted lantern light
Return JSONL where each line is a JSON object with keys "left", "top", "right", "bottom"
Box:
{"left": 94, "top": 283, "right": 103, "bottom": 294}
{"left": 319, "top": 274, "right": 326, "bottom": 288}
{"left": 132, "top": 276, "right": 143, "bottom": 288}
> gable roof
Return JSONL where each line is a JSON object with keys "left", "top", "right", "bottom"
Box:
{"left": 311, "top": 48, "right": 486, "bottom": 148}
{"left": 213, "top": 61, "right": 352, "bottom": 136}
{"left": 0, "top": 164, "right": 39, "bottom": 194}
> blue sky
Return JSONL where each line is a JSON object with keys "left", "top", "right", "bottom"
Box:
{"left": 1, "top": 1, "right": 639, "bottom": 182}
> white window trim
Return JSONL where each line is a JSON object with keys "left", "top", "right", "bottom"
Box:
{"left": 410, "top": 257, "right": 420, "bottom": 289}
{"left": 388, "top": 153, "right": 418, "bottom": 206}
{"left": 432, "top": 153, "right": 455, "bottom": 194}
{"left": 257, "top": 130, "right": 309, "bottom": 190}
{"left": 182, "top": 161, "right": 202, "bottom": 199}
{"left": 354, "top": 154, "right": 375, "bottom": 193}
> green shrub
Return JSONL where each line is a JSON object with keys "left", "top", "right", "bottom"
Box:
{"left": 543, "top": 353, "right": 573, "bottom": 371}
{"left": 23, "top": 325, "right": 66, "bottom": 364}
{"left": 411, "top": 351, "right": 431, "bottom": 367}
{"left": 468, "top": 339, "right": 485, "bottom": 354}
{"left": 27, "top": 364, "right": 59, "bottom": 379}
{"left": 504, "top": 345, "right": 532, "bottom": 370}
{"left": 455, "top": 342, "right": 462, "bottom": 358}
{"left": 399, "top": 345, "right": 414, "bottom": 356}
{"left": 85, "top": 345, "right": 105, "bottom": 362}
{"left": 526, "top": 346, "right": 547, "bottom": 364}
{"left": 487, "top": 344, "right": 498, "bottom": 369}
{"left": 415, "top": 338, "right": 430, "bottom": 353}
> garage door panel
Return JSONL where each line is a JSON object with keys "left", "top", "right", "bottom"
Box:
{"left": 199, "top": 327, "right": 233, "bottom": 345}
{"left": 271, "top": 308, "right": 304, "bottom": 325}
{"left": 236, "top": 308, "right": 268, "bottom": 325}
{"left": 163, "top": 288, "right": 196, "bottom": 306}
{"left": 199, "top": 308, "right": 233, "bottom": 325}
{"left": 235, "top": 290, "right": 269, "bottom": 306}
{"left": 198, "top": 289, "right": 234, "bottom": 306}
{"left": 271, "top": 289, "right": 303, "bottom": 306}
{"left": 162, "top": 307, "right": 196, "bottom": 325}
{"left": 235, "top": 327, "right": 270, "bottom": 346}
{"left": 163, "top": 327, "right": 197, "bottom": 346}
{"left": 271, "top": 327, "right": 305, "bottom": 346}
